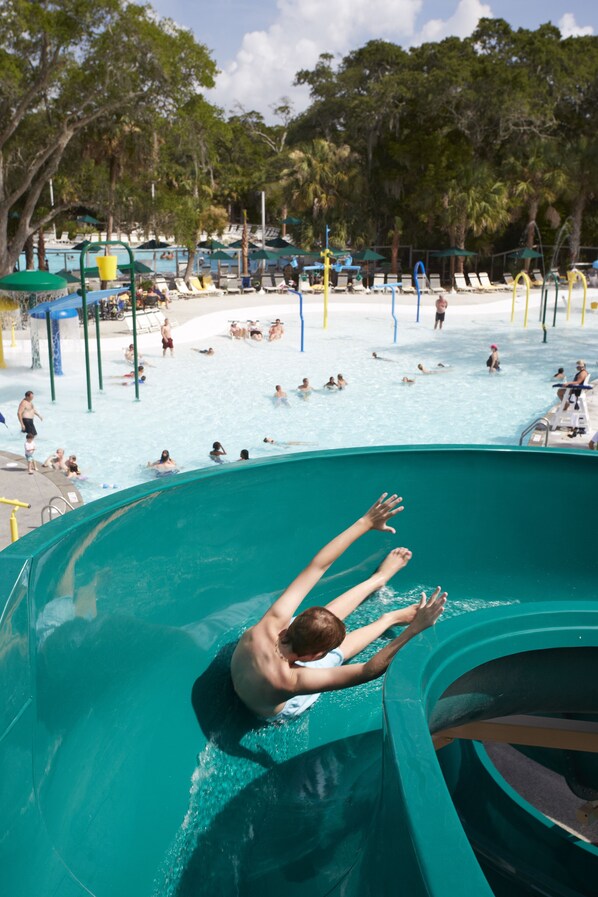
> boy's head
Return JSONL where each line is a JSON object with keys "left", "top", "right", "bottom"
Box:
{"left": 25, "top": 433, "right": 34, "bottom": 442}
{"left": 282, "top": 607, "right": 345, "bottom": 659}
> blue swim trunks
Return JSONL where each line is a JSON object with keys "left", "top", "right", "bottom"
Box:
{"left": 266, "top": 648, "right": 344, "bottom": 723}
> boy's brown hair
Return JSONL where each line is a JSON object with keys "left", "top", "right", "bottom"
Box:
{"left": 282, "top": 607, "right": 346, "bottom": 657}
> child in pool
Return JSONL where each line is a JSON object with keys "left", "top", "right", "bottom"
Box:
{"left": 231, "top": 493, "right": 446, "bottom": 722}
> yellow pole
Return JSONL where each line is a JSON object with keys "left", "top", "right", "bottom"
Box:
{"left": 511, "top": 272, "right": 531, "bottom": 327}
{"left": 567, "top": 269, "right": 587, "bottom": 325}
{"left": 0, "top": 328, "right": 5, "bottom": 369}
{"left": 0, "top": 497, "right": 31, "bottom": 543}
{"left": 11, "top": 321, "right": 16, "bottom": 347}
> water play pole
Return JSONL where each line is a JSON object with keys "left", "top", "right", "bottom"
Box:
{"left": 45, "top": 312, "right": 56, "bottom": 402}
{"left": 413, "top": 260, "right": 426, "bottom": 323}
{"left": 511, "top": 271, "right": 531, "bottom": 327}
{"left": 322, "top": 225, "right": 331, "bottom": 329}
{"left": 540, "top": 272, "right": 560, "bottom": 343}
{"left": 373, "top": 283, "right": 399, "bottom": 343}
{"left": 566, "top": 269, "right": 587, "bottom": 326}
{"left": 94, "top": 304, "right": 104, "bottom": 391}
{"left": 288, "top": 289, "right": 304, "bottom": 352}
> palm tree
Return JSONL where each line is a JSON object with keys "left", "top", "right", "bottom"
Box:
{"left": 281, "top": 140, "right": 358, "bottom": 221}
{"left": 561, "top": 135, "right": 598, "bottom": 265}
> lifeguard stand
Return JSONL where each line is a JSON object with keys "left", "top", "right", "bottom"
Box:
{"left": 550, "top": 384, "right": 593, "bottom": 434}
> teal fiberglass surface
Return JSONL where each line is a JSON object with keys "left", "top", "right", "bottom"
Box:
{"left": 0, "top": 446, "right": 597, "bottom": 897}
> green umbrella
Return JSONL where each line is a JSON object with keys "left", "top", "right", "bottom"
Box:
{"left": 118, "top": 260, "right": 154, "bottom": 275}
{"left": 266, "top": 236, "right": 293, "bottom": 248}
{"left": 229, "top": 239, "right": 260, "bottom": 249}
{"left": 508, "top": 248, "right": 543, "bottom": 260}
{"left": 353, "top": 249, "right": 386, "bottom": 261}
{"left": 0, "top": 270, "right": 68, "bottom": 292}
{"left": 77, "top": 214, "right": 101, "bottom": 225}
{"left": 198, "top": 238, "right": 227, "bottom": 250}
{"left": 430, "top": 247, "right": 477, "bottom": 257}
{"left": 275, "top": 244, "right": 305, "bottom": 255}
{"left": 209, "top": 250, "right": 236, "bottom": 260}
{"left": 250, "top": 249, "right": 280, "bottom": 261}
{"left": 55, "top": 269, "right": 82, "bottom": 284}
{"left": 281, "top": 216, "right": 302, "bottom": 225}
{"left": 137, "top": 239, "right": 170, "bottom": 250}
{"left": 73, "top": 240, "right": 92, "bottom": 250}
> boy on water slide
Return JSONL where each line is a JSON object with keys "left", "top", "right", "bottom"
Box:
{"left": 231, "top": 493, "right": 446, "bottom": 722}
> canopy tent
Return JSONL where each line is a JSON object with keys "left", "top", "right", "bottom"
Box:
{"left": 266, "top": 236, "right": 293, "bottom": 248}
{"left": 198, "top": 238, "right": 227, "bottom": 250}
{"left": 77, "top": 214, "right": 101, "bottom": 225}
{"left": 208, "top": 250, "right": 236, "bottom": 260}
{"left": 0, "top": 270, "right": 68, "bottom": 369}
{"left": 118, "top": 260, "right": 154, "bottom": 275}
{"left": 275, "top": 244, "right": 305, "bottom": 255}
{"left": 353, "top": 249, "right": 386, "bottom": 261}
{"left": 229, "top": 239, "right": 260, "bottom": 250}
{"left": 430, "top": 248, "right": 477, "bottom": 257}
{"left": 250, "top": 249, "right": 280, "bottom": 262}
{"left": 281, "top": 216, "right": 302, "bottom": 226}
{"left": 73, "top": 240, "right": 92, "bottom": 251}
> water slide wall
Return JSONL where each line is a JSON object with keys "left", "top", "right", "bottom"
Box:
{"left": 1, "top": 446, "right": 597, "bottom": 896}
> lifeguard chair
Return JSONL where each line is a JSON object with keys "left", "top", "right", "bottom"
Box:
{"left": 550, "top": 384, "right": 593, "bottom": 434}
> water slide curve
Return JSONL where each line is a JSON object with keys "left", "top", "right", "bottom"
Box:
{"left": 1, "top": 446, "right": 597, "bottom": 896}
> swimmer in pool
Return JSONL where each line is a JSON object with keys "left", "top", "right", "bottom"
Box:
{"left": 372, "top": 352, "right": 397, "bottom": 363}
{"left": 193, "top": 347, "right": 215, "bottom": 356}
{"left": 274, "top": 385, "right": 290, "bottom": 406}
{"left": 402, "top": 377, "right": 415, "bottom": 385}
{"left": 231, "top": 492, "right": 446, "bottom": 722}
{"left": 337, "top": 373, "right": 348, "bottom": 389}
{"left": 297, "top": 377, "right": 311, "bottom": 395}
{"left": 209, "top": 441, "right": 227, "bottom": 462}
{"left": 148, "top": 449, "right": 177, "bottom": 471}
{"left": 323, "top": 376, "right": 338, "bottom": 390}
{"left": 263, "top": 437, "right": 317, "bottom": 446}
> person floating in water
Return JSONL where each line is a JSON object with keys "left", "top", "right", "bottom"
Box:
{"left": 194, "top": 347, "right": 215, "bottom": 356}
{"left": 231, "top": 493, "right": 446, "bottom": 722}
{"left": 263, "top": 437, "right": 317, "bottom": 446}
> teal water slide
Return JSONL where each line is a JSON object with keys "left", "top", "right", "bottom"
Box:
{"left": 1, "top": 447, "right": 597, "bottom": 896}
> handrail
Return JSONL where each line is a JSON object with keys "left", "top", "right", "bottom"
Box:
{"left": 518, "top": 416, "right": 550, "bottom": 446}
{"left": 40, "top": 495, "right": 75, "bottom": 525}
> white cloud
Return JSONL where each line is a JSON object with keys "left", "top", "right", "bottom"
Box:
{"left": 210, "top": 0, "right": 423, "bottom": 117}
{"left": 416, "top": 0, "right": 492, "bottom": 44}
{"left": 558, "top": 13, "right": 594, "bottom": 38}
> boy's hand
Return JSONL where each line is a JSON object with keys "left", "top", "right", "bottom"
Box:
{"left": 408, "top": 587, "right": 447, "bottom": 634}
{"left": 362, "top": 493, "right": 404, "bottom": 533}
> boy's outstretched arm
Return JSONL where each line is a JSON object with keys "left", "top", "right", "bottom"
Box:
{"left": 292, "top": 587, "right": 447, "bottom": 695}
{"left": 263, "top": 493, "right": 404, "bottom": 624}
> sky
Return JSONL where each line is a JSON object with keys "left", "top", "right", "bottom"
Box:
{"left": 151, "top": 0, "right": 596, "bottom": 120}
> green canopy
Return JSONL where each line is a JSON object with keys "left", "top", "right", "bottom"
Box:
{"left": 229, "top": 239, "right": 259, "bottom": 249}
{"left": 82, "top": 267, "right": 102, "bottom": 278}
{"left": 353, "top": 249, "right": 386, "bottom": 261}
{"left": 209, "top": 250, "right": 235, "bottom": 260}
{"left": 250, "top": 249, "right": 280, "bottom": 261}
{"left": 431, "top": 247, "right": 477, "bottom": 257}
{"left": 509, "top": 248, "right": 543, "bottom": 260}
{"left": 198, "top": 238, "right": 227, "bottom": 250}
{"left": 77, "top": 214, "right": 101, "bottom": 225}
{"left": 73, "top": 240, "right": 92, "bottom": 251}
{"left": 266, "top": 236, "right": 292, "bottom": 248}
{"left": 0, "top": 270, "right": 68, "bottom": 292}
{"left": 275, "top": 244, "right": 305, "bottom": 255}
{"left": 137, "top": 239, "right": 170, "bottom": 250}
{"left": 118, "top": 260, "right": 154, "bottom": 275}
{"left": 281, "top": 216, "right": 302, "bottom": 225}
{"left": 55, "top": 269, "right": 82, "bottom": 284}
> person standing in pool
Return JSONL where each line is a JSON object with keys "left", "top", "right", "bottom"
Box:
{"left": 209, "top": 442, "right": 227, "bottom": 463}
{"left": 487, "top": 344, "right": 500, "bottom": 373}
{"left": 18, "top": 391, "right": 43, "bottom": 436}
{"left": 274, "top": 385, "right": 290, "bottom": 406}
{"left": 231, "top": 492, "right": 446, "bottom": 723}
{"left": 337, "top": 374, "right": 348, "bottom": 389}
{"left": 434, "top": 294, "right": 448, "bottom": 330}
{"left": 148, "top": 450, "right": 177, "bottom": 471}
{"left": 297, "top": 377, "right": 311, "bottom": 395}
{"left": 161, "top": 318, "right": 174, "bottom": 357}
{"left": 324, "top": 376, "right": 338, "bottom": 390}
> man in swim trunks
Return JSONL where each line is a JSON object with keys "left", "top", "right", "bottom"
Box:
{"left": 434, "top": 294, "right": 448, "bottom": 330}
{"left": 161, "top": 318, "right": 174, "bottom": 356}
{"left": 231, "top": 493, "right": 446, "bottom": 722}
{"left": 18, "top": 391, "right": 43, "bottom": 436}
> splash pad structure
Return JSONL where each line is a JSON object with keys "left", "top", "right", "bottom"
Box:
{"left": 0, "top": 446, "right": 597, "bottom": 896}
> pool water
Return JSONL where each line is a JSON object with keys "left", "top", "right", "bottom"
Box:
{"left": 2, "top": 302, "right": 596, "bottom": 503}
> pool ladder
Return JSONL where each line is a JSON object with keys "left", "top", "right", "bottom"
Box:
{"left": 40, "top": 495, "right": 75, "bottom": 525}
{"left": 518, "top": 416, "right": 550, "bottom": 447}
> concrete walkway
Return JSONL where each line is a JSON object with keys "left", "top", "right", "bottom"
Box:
{"left": 0, "top": 451, "right": 83, "bottom": 551}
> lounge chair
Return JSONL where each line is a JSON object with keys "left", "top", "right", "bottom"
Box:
{"left": 174, "top": 278, "right": 194, "bottom": 297}
{"left": 201, "top": 274, "right": 222, "bottom": 295}
{"left": 467, "top": 273, "right": 483, "bottom": 291}
{"left": 333, "top": 273, "right": 349, "bottom": 292}
{"left": 429, "top": 274, "right": 444, "bottom": 293}
{"left": 188, "top": 276, "right": 204, "bottom": 293}
{"left": 264, "top": 273, "right": 288, "bottom": 293}
{"left": 298, "top": 274, "right": 313, "bottom": 293}
{"left": 223, "top": 276, "right": 241, "bottom": 294}
{"left": 351, "top": 276, "right": 366, "bottom": 293}
{"left": 416, "top": 274, "right": 430, "bottom": 293}
{"left": 373, "top": 273, "right": 386, "bottom": 289}
{"left": 454, "top": 273, "right": 473, "bottom": 292}
{"left": 400, "top": 275, "right": 415, "bottom": 294}
{"left": 478, "top": 272, "right": 507, "bottom": 291}
{"left": 503, "top": 272, "right": 514, "bottom": 287}
{"left": 530, "top": 268, "right": 544, "bottom": 287}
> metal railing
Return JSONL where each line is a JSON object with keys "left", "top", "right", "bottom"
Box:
{"left": 518, "top": 416, "right": 550, "bottom": 447}
{"left": 40, "top": 495, "right": 75, "bottom": 525}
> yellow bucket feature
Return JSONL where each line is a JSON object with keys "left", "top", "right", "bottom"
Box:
{"left": 96, "top": 255, "right": 118, "bottom": 281}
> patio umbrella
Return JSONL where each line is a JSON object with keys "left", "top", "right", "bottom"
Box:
{"left": 508, "top": 248, "right": 543, "bottom": 260}
{"left": 353, "top": 249, "right": 386, "bottom": 261}
{"left": 281, "top": 216, "right": 302, "bottom": 225}
{"left": 77, "top": 214, "right": 101, "bottom": 226}
{"left": 250, "top": 249, "right": 280, "bottom": 261}
{"left": 198, "top": 238, "right": 227, "bottom": 250}
{"left": 275, "top": 244, "right": 304, "bottom": 255}
{"left": 73, "top": 240, "right": 92, "bottom": 251}
{"left": 55, "top": 269, "right": 82, "bottom": 284}
{"left": 118, "top": 260, "right": 154, "bottom": 275}
{"left": 209, "top": 250, "right": 235, "bottom": 261}
{"left": 266, "top": 236, "right": 293, "bottom": 248}
{"left": 137, "top": 239, "right": 170, "bottom": 250}
{"left": 430, "top": 247, "right": 477, "bottom": 257}
{"left": 0, "top": 270, "right": 68, "bottom": 369}
{"left": 229, "top": 239, "right": 260, "bottom": 250}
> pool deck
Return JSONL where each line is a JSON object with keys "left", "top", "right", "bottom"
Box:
{"left": 524, "top": 383, "right": 598, "bottom": 451}
{"left": 0, "top": 451, "right": 83, "bottom": 551}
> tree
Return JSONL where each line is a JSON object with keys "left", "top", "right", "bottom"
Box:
{"left": 0, "top": 0, "right": 216, "bottom": 275}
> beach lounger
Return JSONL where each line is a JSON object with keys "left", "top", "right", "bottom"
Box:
{"left": 264, "top": 273, "right": 288, "bottom": 293}
{"left": 201, "top": 274, "right": 222, "bottom": 295}
{"left": 351, "top": 276, "right": 366, "bottom": 293}
{"left": 530, "top": 268, "right": 544, "bottom": 287}
{"left": 416, "top": 274, "right": 430, "bottom": 293}
{"left": 373, "top": 273, "right": 386, "bottom": 288}
{"left": 467, "top": 273, "right": 483, "bottom": 291}
{"left": 124, "top": 312, "right": 151, "bottom": 334}
{"left": 503, "top": 272, "right": 514, "bottom": 287}
{"left": 478, "top": 272, "right": 504, "bottom": 291}
{"left": 298, "top": 275, "right": 313, "bottom": 293}
{"left": 333, "top": 273, "right": 349, "bottom": 292}
{"left": 454, "top": 273, "right": 473, "bottom": 292}
{"left": 222, "top": 276, "right": 242, "bottom": 294}
{"left": 400, "top": 275, "right": 415, "bottom": 294}
{"left": 429, "top": 274, "right": 444, "bottom": 293}
{"left": 174, "top": 278, "right": 195, "bottom": 297}
{"left": 188, "top": 276, "right": 205, "bottom": 293}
